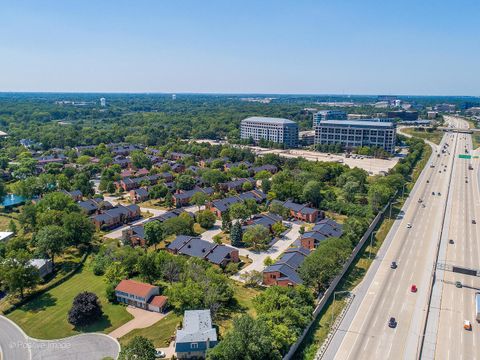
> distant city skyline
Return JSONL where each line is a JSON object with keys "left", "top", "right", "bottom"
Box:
{"left": 1, "top": 0, "right": 479, "bottom": 95}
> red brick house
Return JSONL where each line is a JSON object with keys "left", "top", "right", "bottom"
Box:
{"left": 262, "top": 247, "right": 310, "bottom": 287}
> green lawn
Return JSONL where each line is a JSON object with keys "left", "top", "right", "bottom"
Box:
{"left": 0, "top": 213, "right": 20, "bottom": 231}
{"left": 119, "top": 283, "right": 262, "bottom": 348}
{"left": 7, "top": 262, "right": 132, "bottom": 339}
{"left": 119, "top": 312, "right": 181, "bottom": 348}
{"left": 401, "top": 127, "right": 444, "bottom": 145}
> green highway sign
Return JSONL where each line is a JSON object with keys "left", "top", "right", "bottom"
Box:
{"left": 459, "top": 154, "right": 472, "bottom": 159}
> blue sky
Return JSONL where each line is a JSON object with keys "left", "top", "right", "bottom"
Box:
{"left": 1, "top": 0, "right": 479, "bottom": 95}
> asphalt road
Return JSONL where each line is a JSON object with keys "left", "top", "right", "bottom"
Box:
{"left": 0, "top": 316, "right": 120, "bottom": 360}
{"left": 426, "top": 116, "right": 480, "bottom": 360}
{"left": 325, "top": 129, "right": 456, "bottom": 359}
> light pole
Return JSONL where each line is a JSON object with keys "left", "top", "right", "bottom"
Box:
{"left": 389, "top": 201, "right": 398, "bottom": 219}
{"left": 331, "top": 290, "right": 351, "bottom": 329}
{"left": 402, "top": 183, "right": 407, "bottom": 199}
{"left": 369, "top": 231, "right": 378, "bottom": 260}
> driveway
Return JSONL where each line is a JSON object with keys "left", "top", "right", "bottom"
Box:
{"left": 200, "top": 221, "right": 222, "bottom": 241}
{"left": 109, "top": 306, "right": 167, "bottom": 339}
{"left": 205, "top": 222, "right": 301, "bottom": 282}
{"left": 0, "top": 316, "right": 120, "bottom": 360}
{"left": 156, "top": 342, "right": 176, "bottom": 359}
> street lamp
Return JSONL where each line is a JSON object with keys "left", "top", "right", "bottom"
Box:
{"left": 369, "top": 231, "right": 378, "bottom": 260}
{"left": 389, "top": 201, "right": 399, "bottom": 219}
{"left": 331, "top": 290, "right": 351, "bottom": 329}
{"left": 402, "top": 183, "right": 407, "bottom": 199}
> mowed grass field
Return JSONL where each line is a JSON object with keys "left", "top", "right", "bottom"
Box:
{"left": 120, "top": 312, "right": 181, "bottom": 348}
{"left": 401, "top": 127, "right": 444, "bottom": 145}
{"left": 7, "top": 263, "right": 132, "bottom": 339}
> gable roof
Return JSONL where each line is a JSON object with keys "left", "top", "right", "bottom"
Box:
{"left": 176, "top": 310, "right": 217, "bottom": 344}
{"left": 115, "top": 279, "right": 158, "bottom": 298}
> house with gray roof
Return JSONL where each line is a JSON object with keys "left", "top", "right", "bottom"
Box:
{"left": 167, "top": 236, "right": 239, "bottom": 267}
{"left": 300, "top": 218, "right": 343, "bottom": 250}
{"left": 262, "top": 247, "right": 310, "bottom": 287}
{"left": 175, "top": 310, "right": 217, "bottom": 359}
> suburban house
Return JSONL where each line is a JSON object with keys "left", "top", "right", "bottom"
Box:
{"left": 218, "top": 178, "right": 255, "bottom": 192}
{"left": 175, "top": 310, "right": 218, "bottom": 359}
{"left": 78, "top": 198, "right": 113, "bottom": 215}
{"left": 262, "top": 247, "right": 310, "bottom": 287}
{"left": 242, "top": 212, "right": 283, "bottom": 233}
{"left": 299, "top": 218, "right": 344, "bottom": 250}
{"left": 121, "top": 209, "right": 194, "bottom": 247}
{"left": 171, "top": 163, "right": 186, "bottom": 173}
{"left": 272, "top": 199, "right": 321, "bottom": 223}
{"left": 90, "top": 204, "right": 141, "bottom": 230}
{"left": 115, "top": 279, "right": 168, "bottom": 313}
{"left": 60, "top": 189, "right": 83, "bottom": 201}
{"left": 208, "top": 190, "right": 266, "bottom": 218}
{"left": 111, "top": 144, "right": 144, "bottom": 156}
{"left": 168, "top": 235, "right": 239, "bottom": 267}
{"left": 122, "top": 225, "right": 146, "bottom": 247}
{"left": 116, "top": 174, "right": 161, "bottom": 192}
{"left": 30, "top": 259, "right": 54, "bottom": 279}
{"left": 170, "top": 152, "right": 190, "bottom": 161}
{"left": 173, "top": 187, "right": 214, "bottom": 207}
{"left": 0, "top": 232, "right": 14, "bottom": 243}
{"left": 112, "top": 155, "right": 132, "bottom": 168}
{"left": 252, "top": 164, "right": 278, "bottom": 175}
{"left": 129, "top": 187, "right": 150, "bottom": 203}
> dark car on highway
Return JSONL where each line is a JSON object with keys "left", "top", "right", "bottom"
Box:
{"left": 388, "top": 317, "right": 397, "bottom": 328}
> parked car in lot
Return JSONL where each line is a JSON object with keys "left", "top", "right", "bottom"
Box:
{"left": 391, "top": 261, "right": 397, "bottom": 269}
{"left": 449, "top": 239, "right": 454, "bottom": 244}
{"left": 456, "top": 281, "right": 463, "bottom": 288}
{"left": 411, "top": 284, "right": 417, "bottom": 293}
{"left": 407, "top": 223, "right": 412, "bottom": 229}
{"left": 472, "top": 220, "right": 476, "bottom": 224}
{"left": 464, "top": 320, "right": 472, "bottom": 331}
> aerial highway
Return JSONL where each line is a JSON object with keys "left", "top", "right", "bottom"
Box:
{"left": 422, "top": 116, "right": 480, "bottom": 360}
{"left": 323, "top": 118, "right": 468, "bottom": 359}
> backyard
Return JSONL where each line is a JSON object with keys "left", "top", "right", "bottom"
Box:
{"left": 119, "top": 281, "right": 262, "bottom": 348}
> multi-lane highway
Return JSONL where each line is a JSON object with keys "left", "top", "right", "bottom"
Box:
{"left": 323, "top": 117, "right": 475, "bottom": 359}
{"left": 422, "top": 116, "right": 480, "bottom": 360}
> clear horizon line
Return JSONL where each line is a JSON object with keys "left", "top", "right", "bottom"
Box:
{"left": 0, "top": 90, "right": 479, "bottom": 98}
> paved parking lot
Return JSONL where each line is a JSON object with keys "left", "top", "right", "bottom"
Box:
{"left": 0, "top": 316, "right": 120, "bottom": 360}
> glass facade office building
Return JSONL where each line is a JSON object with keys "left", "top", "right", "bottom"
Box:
{"left": 315, "top": 120, "right": 396, "bottom": 153}
{"left": 240, "top": 117, "right": 299, "bottom": 148}
{"left": 313, "top": 110, "right": 347, "bottom": 127}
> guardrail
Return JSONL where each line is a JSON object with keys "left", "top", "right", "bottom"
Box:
{"left": 315, "top": 293, "right": 355, "bottom": 360}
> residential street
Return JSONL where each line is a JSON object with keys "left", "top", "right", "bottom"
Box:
{"left": 0, "top": 315, "right": 120, "bottom": 360}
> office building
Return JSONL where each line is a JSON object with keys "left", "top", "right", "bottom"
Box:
{"left": 315, "top": 120, "right": 396, "bottom": 153}
{"left": 240, "top": 116, "right": 298, "bottom": 148}
{"left": 100, "top": 98, "right": 106, "bottom": 107}
{"left": 299, "top": 130, "right": 315, "bottom": 146}
{"left": 313, "top": 110, "right": 347, "bottom": 127}
{"left": 387, "top": 110, "right": 418, "bottom": 121}
{"left": 434, "top": 104, "right": 456, "bottom": 113}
